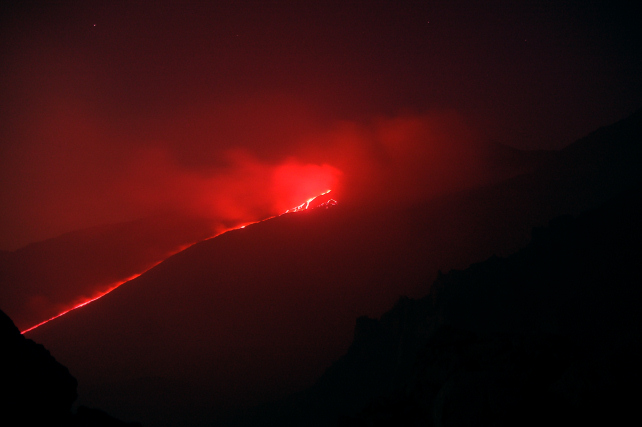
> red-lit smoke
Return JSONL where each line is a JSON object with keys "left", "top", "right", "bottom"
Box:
{"left": 0, "top": 6, "right": 499, "bottom": 249}
{"left": 0, "top": 94, "right": 501, "bottom": 251}
{"left": 307, "top": 110, "right": 492, "bottom": 207}
{"left": 0, "top": 96, "right": 343, "bottom": 249}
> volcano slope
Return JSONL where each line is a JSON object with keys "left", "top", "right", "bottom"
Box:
{"left": 0, "top": 214, "right": 216, "bottom": 332}
{"left": 241, "top": 182, "right": 642, "bottom": 427}
{"left": 27, "top": 110, "right": 642, "bottom": 426}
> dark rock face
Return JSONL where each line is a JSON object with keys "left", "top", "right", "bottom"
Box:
{"left": 336, "top": 328, "right": 578, "bottom": 427}
{"left": 73, "top": 406, "right": 142, "bottom": 427}
{"left": 335, "top": 185, "right": 642, "bottom": 426}
{"left": 237, "top": 184, "right": 642, "bottom": 426}
{"left": 0, "top": 310, "right": 141, "bottom": 426}
{"left": 0, "top": 309, "right": 77, "bottom": 426}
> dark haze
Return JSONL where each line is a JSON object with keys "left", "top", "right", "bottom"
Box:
{"left": 1, "top": 0, "right": 640, "bottom": 249}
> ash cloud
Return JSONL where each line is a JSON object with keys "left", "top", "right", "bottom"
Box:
{"left": 0, "top": 93, "right": 495, "bottom": 250}
{"left": 0, "top": 5, "right": 509, "bottom": 249}
{"left": 310, "top": 110, "right": 492, "bottom": 208}
{"left": 2, "top": 0, "right": 639, "bottom": 249}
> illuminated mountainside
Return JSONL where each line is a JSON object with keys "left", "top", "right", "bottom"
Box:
{"left": 26, "top": 110, "right": 642, "bottom": 426}
{"left": 0, "top": 214, "right": 216, "bottom": 331}
{"left": 1, "top": 191, "right": 340, "bottom": 334}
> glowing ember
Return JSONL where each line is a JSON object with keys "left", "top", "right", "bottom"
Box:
{"left": 21, "top": 190, "right": 337, "bottom": 334}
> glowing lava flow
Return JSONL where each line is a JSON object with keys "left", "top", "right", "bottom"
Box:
{"left": 283, "top": 190, "right": 336, "bottom": 213}
{"left": 21, "top": 190, "right": 337, "bottom": 334}
{"left": 19, "top": 271, "right": 153, "bottom": 334}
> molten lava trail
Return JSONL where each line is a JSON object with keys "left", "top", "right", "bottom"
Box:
{"left": 21, "top": 191, "right": 335, "bottom": 334}
{"left": 20, "top": 271, "right": 153, "bottom": 334}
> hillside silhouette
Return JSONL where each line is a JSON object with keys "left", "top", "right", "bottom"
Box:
{"left": 238, "top": 181, "right": 642, "bottom": 426}
{"left": 0, "top": 309, "right": 141, "bottom": 426}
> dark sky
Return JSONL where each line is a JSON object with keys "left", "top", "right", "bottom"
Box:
{"left": 1, "top": 0, "right": 641, "bottom": 250}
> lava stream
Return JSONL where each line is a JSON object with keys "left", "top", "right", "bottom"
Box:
{"left": 21, "top": 190, "right": 336, "bottom": 334}
{"left": 283, "top": 190, "right": 334, "bottom": 213}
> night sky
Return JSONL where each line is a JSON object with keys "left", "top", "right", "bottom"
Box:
{"left": 1, "top": 0, "right": 641, "bottom": 250}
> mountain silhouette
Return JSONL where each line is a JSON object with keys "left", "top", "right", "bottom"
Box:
{"left": 0, "top": 309, "right": 141, "bottom": 426}
{"left": 252, "top": 181, "right": 641, "bottom": 427}
{"left": 23, "top": 109, "right": 642, "bottom": 426}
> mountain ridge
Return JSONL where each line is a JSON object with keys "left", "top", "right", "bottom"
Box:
{"left": 230, "top": 181, "right": 642, "bottom": 426}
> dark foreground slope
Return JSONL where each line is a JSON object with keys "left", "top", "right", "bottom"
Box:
{"left": 27, "top": 110, "right": 642, "bottom": 426}
{"left": 240, "top": 181, "right": 642, "bottom": 427}
{"left": 0, "top": 310, "right": 140, "bottom": 426}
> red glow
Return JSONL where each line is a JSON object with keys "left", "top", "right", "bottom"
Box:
{"left": 20, "top": 190, "right": 337, "bottom": 334}
{"left": 20, "top": 273, "right": 145, "bottom": 334}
